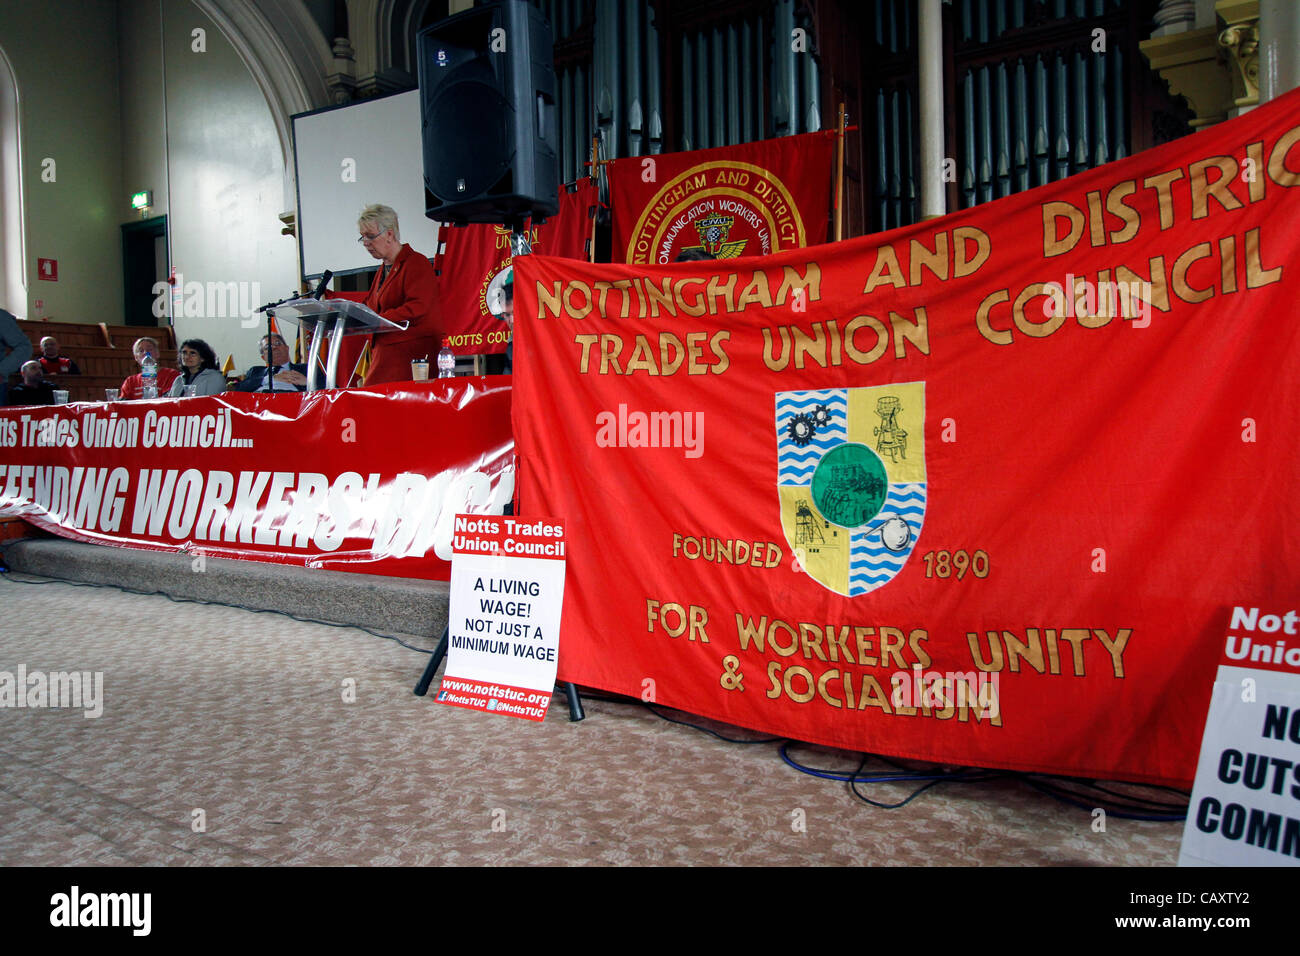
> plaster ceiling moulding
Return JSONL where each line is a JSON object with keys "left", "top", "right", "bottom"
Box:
{"left": 397, "top": 0, "right": 439, "bottom": 79}
{"left": 345, "top": 0, "right": 425, "bottom": 97}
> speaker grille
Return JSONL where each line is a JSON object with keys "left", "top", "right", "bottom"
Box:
{"left": 425, "top": 74, "right": 512, "bottom": 201}
{"left": 418, "top": 0, "right": 558, "bottom": 223}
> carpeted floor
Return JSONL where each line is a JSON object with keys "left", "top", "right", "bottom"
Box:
{"left": 0, "top": 573, "right": 1185, "bottom": 866}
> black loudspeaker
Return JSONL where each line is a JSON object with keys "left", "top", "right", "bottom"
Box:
{"left": 417, "top": 1, "right": 559, "bottom": 224}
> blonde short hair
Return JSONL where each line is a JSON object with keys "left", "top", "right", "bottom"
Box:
{"left": 358, "top": 204, "right": 400, "bottom": 242}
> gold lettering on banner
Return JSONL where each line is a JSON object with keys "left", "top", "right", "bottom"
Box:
{"left": 1267, "top": 123, "right": 1300, "bottom": 187}
{"left": 1188, "top": 156, "right": 1244, "bottom": 219}
{"left": 1245, "top": 227, "right": 1283, "bottom": 287}
{"left": 1142, "top": 169, "right": 1184, "bottom": 230}
{"left": 1171, "top": 242, "right": 1215, "bottom": 303}
{"left": 1105, "top": 181, "right": 1141, "bottom": 243}
{"left": 1043, "top": 201, "right": 1085, "bottom": 257}
{"left": 761, "top": 310, "right": 927, "bottom": 371}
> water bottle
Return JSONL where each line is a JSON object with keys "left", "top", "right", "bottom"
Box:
{"left": 437, "top": 343, "right": 455, "bottom": 378}
{"left": 141, "top": 354, "right": 158, "bottom": 399}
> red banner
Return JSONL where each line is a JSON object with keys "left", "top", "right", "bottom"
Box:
{"left": 513, "top": 88, "right": 1300, "bottom": 786}
{"left": 608, "top": 132, "right": 834, "bottom": 263}
{"left": 0, "top": 381, "right": 514, "bottom": 580}
{"left": 437, "top": 180, "right": 598, "bottom": 355}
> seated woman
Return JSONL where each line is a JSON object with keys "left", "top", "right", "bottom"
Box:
{"left": 167, "top": 339, "right": 226, "bottom": 397}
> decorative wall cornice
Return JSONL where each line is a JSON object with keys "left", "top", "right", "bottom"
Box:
{"left": 1140, "top": 0, "right": 1262, "bottom": 126}
{"left": 1217, "top": 0, "right": 1261, "bottom": 110}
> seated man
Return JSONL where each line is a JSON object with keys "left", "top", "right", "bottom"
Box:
{"left": 119, "top": 336, "right": 180, "bottom": 400}
{"left": 7, "top": 360, "right": 55, "bottom": 406}
{"left": 37, "top": 335, "right": 81, "bottom": 375}
{"left": 231, "top": 333, "right": 308, "bottom": 392}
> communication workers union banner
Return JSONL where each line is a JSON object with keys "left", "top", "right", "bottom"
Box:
{"left": 0, "top": 381, "right": 513, "bottom": 581}
{"left": 513, "top": 86, "right": 1300, "bottom": 786}
{"left": 608, "top": 132, "right": 834, "bottom": 263}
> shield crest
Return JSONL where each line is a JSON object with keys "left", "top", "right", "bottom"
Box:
{"left": 775, "top": 383, "right": 927, "bottom": 596}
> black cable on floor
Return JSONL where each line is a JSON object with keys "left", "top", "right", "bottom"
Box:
{"left": 0, "top": 571, "right": 436, "bottom": 656}
{"left": 1013, "top": 773, "right": 1189, "bottom": 821}
{"left": 642, "top": 703, "right": 784, "bottom": 744}
{"left": 779, "top": 740, "right": 1189, "bottom": 820}
{"left": 781, "top": 742, "right": 1005, "bottom": 808}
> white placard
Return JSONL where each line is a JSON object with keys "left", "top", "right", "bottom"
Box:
{"left": 1179, "top": 606, "right": 1300, "bottom": 866}
{"left": 437, "top": 515, "right": 566, "bottom": 721}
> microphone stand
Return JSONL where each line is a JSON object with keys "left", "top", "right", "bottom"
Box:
{"left": 253, "top": 270, "right": 330, "bottom": 393}
{"left": 254, "top": 291, "right": 300, "bottom": 393}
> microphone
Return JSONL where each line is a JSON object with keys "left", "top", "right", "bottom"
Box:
{"left": 310, "top": 270, "right": 333, "bottom": 300}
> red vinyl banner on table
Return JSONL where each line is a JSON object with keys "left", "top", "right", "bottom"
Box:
{"left": 513, "top": 87, "right": 1300, "bottom": 786}
{"left": 608, "top": 132, "right": 834, "bottom": 263}
{"left": 436, "top": 180, "right": 598, "bottom": 355}
{"left": 0, "top": 380, "right": 514, "bottom": 580}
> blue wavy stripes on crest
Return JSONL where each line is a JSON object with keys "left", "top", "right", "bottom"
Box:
{"left": 774, "top": 389, "right": 848, "bottom": 485}
{"left": 847, "top": 483, "right": 927, "bottom": 595}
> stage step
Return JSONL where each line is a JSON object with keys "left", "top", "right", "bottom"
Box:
{"left": 0, "top": 538, "right": 448, "bottom": 641}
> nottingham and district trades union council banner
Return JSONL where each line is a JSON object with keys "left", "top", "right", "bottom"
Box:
{"left": 514, "top": 89, "right": 1300, "bottom": 786}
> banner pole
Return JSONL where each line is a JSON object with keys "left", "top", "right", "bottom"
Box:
{"left": 835, "top": 103, "right": 847, "bottom": 242}
{"left": 589, "top": 136, "right": 601, "bottom": 263}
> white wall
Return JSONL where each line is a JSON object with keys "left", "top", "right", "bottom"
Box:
{"left": 0, "top": 42, "right": 24, "bottom": 315}
{"left": 150, "top": 1, "right": 299, "bottom": 370}
{"left": 0, "top": 0, "right": 302, "bottom": 373}
{"left": 0, "top": 0, "right": 124, "bottom": 323}
{"left": 118, "top": 0, "right": 169, "bottom": 223}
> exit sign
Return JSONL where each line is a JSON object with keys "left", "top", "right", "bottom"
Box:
{"left": 37, "top": 258, "right": 57, "bottom": 281}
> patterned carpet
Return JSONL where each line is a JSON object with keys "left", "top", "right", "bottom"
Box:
{"left": 0, "top": 573, "right": 1184, "bottom": 866}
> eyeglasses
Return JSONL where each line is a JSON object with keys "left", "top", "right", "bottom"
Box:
{"left": 357, "top": 231, "right": 385, "bottom": 243}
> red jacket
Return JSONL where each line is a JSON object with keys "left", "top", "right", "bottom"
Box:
{"left": 120, "top": 367, "right": 180, "bottom": 400}
{"left": 39, "top": 355, "right": 80, "bottom": 375}
{"left": 362, "top": 244, "right": 442, "bottom": 386}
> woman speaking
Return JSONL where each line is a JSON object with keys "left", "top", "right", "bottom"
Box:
{"left": 356, "top": 204, "right": 441, "bottom": 385}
